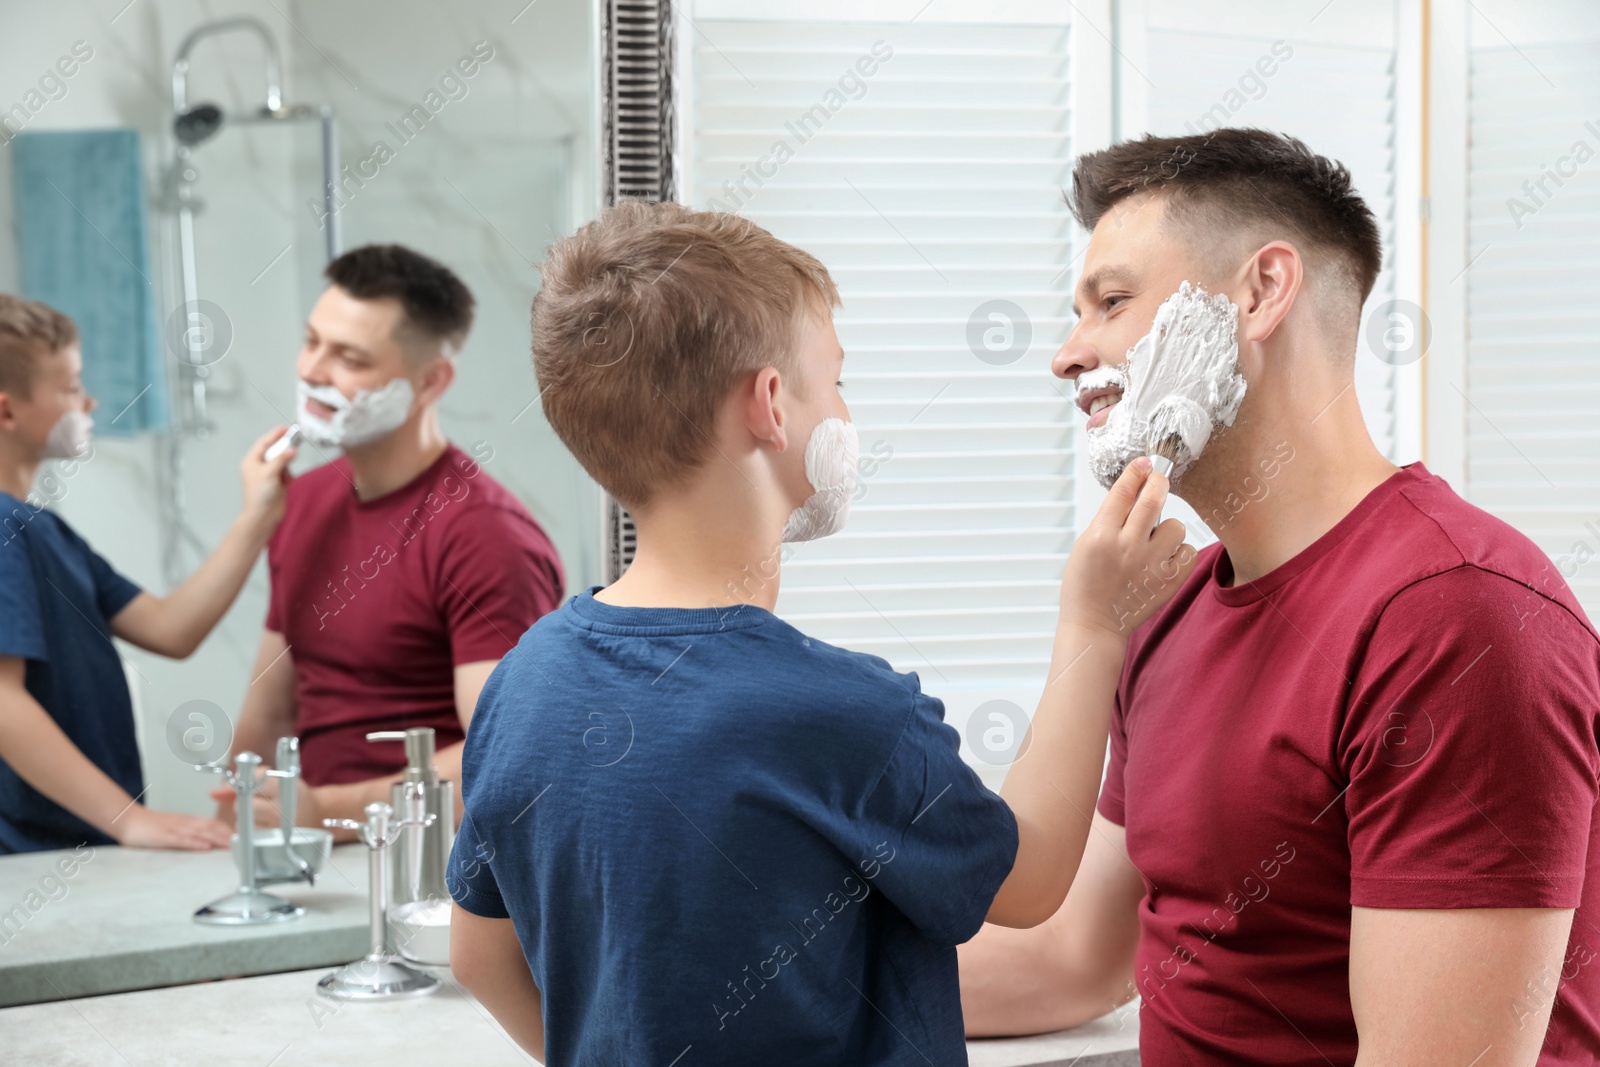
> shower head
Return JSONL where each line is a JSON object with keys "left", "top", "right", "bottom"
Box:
{"left": 171, "top": 17, "right": 283, "bottom": 115}
{"left": 174, "top": 104, "right": 224, "bottom": 146}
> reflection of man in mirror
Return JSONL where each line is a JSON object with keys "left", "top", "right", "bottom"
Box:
{"left": 215, "top": 245, "right": 564, "bottom": 835}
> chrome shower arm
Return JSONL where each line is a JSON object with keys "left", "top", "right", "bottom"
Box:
{"left": 172, "top": 16, "right": 283, "bottom": 114}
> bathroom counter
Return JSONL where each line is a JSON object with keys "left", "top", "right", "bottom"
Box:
{"left": 0, "top": 844, "right": 1139, "bottom": 1064}
{"left": 0, "top": 965, "right": 1140, "bottom": 1066}
{"left": 0, "top": 841, "right": 371, "bottom": 1007}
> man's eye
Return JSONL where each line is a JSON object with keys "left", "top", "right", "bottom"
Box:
{"left": 836, "top": 380, "right": 845, "bottom": 390}
{"left": 1104, "top": 294, "right": 1128, "bottom": 309}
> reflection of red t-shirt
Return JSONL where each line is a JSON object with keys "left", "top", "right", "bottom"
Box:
{"left": 1099, "top": 463, "right": 1600, "bottom": 1065}
{"left": 265, "top": 443, "right": 564, "bottom": 786}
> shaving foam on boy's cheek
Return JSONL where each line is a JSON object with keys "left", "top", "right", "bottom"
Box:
{"left": 781, "top": 417, "right": 859, "bottom": 543}
{"left": 1085, "top": 281, "right": 1246, "bottom": 488}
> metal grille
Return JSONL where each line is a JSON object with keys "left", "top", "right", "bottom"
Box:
{"left": 600, "top": 0, "right": 675, "bottom": 581}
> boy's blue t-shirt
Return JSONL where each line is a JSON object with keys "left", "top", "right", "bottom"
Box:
{"left": 448, "top": 589, "right": 1019, "bottom": 1067}
{"left": 0, "top": 492, "right": 144, "bottom": 853}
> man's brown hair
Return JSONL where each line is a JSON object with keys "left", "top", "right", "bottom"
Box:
{"left": 532, "top": 200, "right": 840, "bottom": 508}
{"left": 326, "top": 243, "right": 476, "bottom": 358}
{"left": 1069, "top": 128, "right": 1383, "bottom": 309}
{"left": 0, "top": 295, "right": 77, "bottom": 400}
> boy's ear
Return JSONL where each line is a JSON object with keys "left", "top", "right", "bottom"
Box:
{"left": 743, "top": 367, "right": 788, "bottom": 452}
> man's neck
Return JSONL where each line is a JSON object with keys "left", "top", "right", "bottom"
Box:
{"left": 0, "top": 446, "right": 40, "bottom": 502}
{"left": 1178, "top": 394, "right": 1400, "bottom": 588}
{"left": 343, "top": 409, "right": 450, "bottom": 501}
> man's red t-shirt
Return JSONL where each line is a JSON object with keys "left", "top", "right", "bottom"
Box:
{"left": 265, "top": 443, "right": 564, "bottom": 785}
{"left": 1098, "top": 462, "right": 1600, "bottom": 1064}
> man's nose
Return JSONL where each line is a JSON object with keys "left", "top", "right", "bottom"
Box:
{"left": 84, "top": 394, "right": 96, "bottom": 415}
{"left": 1052, "top": 326, "right": 1099, "bottom": 382}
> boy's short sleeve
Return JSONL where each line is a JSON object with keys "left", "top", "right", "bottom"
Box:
{"left": 446, "top": 806, "right": 511, "bottom": 919}
{"left": 82, "top": 538, "right": 142, "bottom": 621}
{"left": 0, "top": 540, "right": 48, "bottom": 662}
{"left": 1343, "top": 566, "right": 1600, "bottom": 909}
{"left": 849, "top": 690, "right": 1018, "bottom": 947}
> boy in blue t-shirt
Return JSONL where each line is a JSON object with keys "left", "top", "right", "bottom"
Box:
{"left": 446, "top": 202, "right": 1194, "bottom": 1065}
{"left": 0, "top": 294, "right": 297, "bottom": 853}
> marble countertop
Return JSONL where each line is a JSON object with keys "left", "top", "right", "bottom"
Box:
{"left": 0, "top": 843, "right": 1139, "bottom": 1064}
{"left": 0, "top": 966, "right": 1139, "bottom": 1067}
{"left": 0, "top": 842, "right": 372, "bottom": 1007}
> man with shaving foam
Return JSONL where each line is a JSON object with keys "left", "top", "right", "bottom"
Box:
{"left": 214, "top": 245, "right": 564, "bottom": 833}
{"left": 961, "top": 129, "right": 1600, "bottom": 1065}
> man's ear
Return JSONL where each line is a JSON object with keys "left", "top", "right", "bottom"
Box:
{"left": 416, "top": 354, "right": 456, "bottom": 407}
{"left": 0, "top": 392, "right": 16, "bottom": 433}
{"left": 1237, "top": 240, "right": 1303, "bottom": 345}
{"left": 744, "top": 367, "right": 787, "bottom": 452}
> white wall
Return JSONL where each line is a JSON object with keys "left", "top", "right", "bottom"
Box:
{"left": 0, "top": 0, "right": 599, "bottom": 814}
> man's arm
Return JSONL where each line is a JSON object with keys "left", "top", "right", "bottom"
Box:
{"left": 213, "top": 629, "right": 299, "bottom": 825}
{"left": 1350, "top": 906, "right": 1575, "bottom": 1066}
{"left": 451, "top": 905, "right": 544, "bottom": 1059}
{"left": 986, "top": 459, "right": 1195, "bottom": 928}
{"left": 248, "top": 658, "right": 498, "bottom": 829}
{"left": 0, "top": 655, "right": 230, "bottom": 849}
{"left": 111, "top": 428, "right": 292, "bottom": 658}
{"left": 962, "top": 812, "right": 1144, "bottom": 1036}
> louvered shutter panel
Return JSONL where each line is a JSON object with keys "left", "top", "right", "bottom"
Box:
{"left": 1466, "top": 32, "right": 1600, "bottom": 618}
{"left": 687, "top": 7, "right": 1076, "bottom": 734}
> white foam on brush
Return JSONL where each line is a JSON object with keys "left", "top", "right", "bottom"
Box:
{"left": 1087, "top": 281, "right": 1247, "bottom": 486}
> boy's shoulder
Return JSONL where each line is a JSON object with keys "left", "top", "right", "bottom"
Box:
{"left": 496, "top": 594, "right": 934, "bottom": 727}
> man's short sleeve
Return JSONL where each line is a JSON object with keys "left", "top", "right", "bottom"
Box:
{"left": 1096, "top": 686, "right": 1131, "bottom": 827}
{"left": 437, "top": 506, "right": 563, "bottom": 666}
{"left": 1343, "top": 565, "right": 1600, "bottom": 910}
{"left": 848, "top": 689, "right": 1018, "bottom": 947}
{"left": 447, "top": 805, "right": 510, "bottom": 918}
{"left": 0, "top": 537, "right": 48, "bottom": 662}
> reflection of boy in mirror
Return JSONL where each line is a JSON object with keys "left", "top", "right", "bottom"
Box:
{"left": 215, "top": 245, "right": 564, "bottom": 838}
{"left": 0, "top": 294, "right": 292, "bottom": 853}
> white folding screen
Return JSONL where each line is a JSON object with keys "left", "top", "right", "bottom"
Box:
{"left": 1121, "top": 0, "right": 1416, "bottom": 550}
{"left": 1463, "top": 4, "right": 1600, "bottom": 619}
{"left": 685, "top": 1, "right": 1078, "bottom": 764}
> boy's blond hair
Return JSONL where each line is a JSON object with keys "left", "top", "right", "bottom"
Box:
{"left": 532, "top": 200, "right": 839, "bottom": 508}
{"left": 0, "top": 295, "right": 77, "bottom": 400}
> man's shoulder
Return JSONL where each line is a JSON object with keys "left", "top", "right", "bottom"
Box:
{"left": 1387, "top": 469, "right": 1597, "bottom": 639}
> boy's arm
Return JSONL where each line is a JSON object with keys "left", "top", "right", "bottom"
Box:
{"left": 451, "top": 905, "right": 545, "bottom": 1060}
{"left": 111, "top": 428, "right": 293, "bottom": 659}
{"left": 987, "top": 459, "right": 1195, "bottom": 929}
{"left": 0, "top": 655, "right": 230, "bottom": 849}
{"left": 961, "top": 812, "right": 1143, "bottom": 1035}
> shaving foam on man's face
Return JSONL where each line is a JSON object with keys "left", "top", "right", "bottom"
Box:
{"left": 296, "top": 377, "right": 416, "bottom": 449}
{"left": 1080, "top": 281, "right": 1247, "bottom": 489}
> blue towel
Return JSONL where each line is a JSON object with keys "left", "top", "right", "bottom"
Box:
{"left": 10, "top": 129, "right": 169, "bottom": 435}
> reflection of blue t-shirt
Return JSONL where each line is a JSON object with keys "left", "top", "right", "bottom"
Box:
{"left": 0, "top": 492, "right": 143, "bottom": 854}
{"left": 448, "top": 590, "right": 1018, "bottom": 1067}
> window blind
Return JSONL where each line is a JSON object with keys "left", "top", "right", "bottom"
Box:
{"left": 687, "top": 7, "right": 1075, "bottom": 709}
